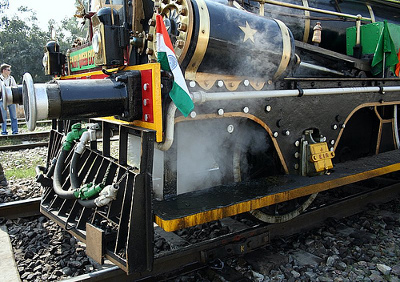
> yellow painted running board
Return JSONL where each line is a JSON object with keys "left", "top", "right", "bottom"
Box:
{"left": 154, "top": 151, "right": 400, "bottom": 232}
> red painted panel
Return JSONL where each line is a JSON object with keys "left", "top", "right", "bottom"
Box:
{"left": 141, "top": 69, "right": 154, "bottom": 123}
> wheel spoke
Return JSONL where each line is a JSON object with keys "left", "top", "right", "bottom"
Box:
{"left": 250, "top": 193, "right": 318, "bottom": 223}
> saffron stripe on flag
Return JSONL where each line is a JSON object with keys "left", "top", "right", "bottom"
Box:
{"left": 156, "top": 14, "right": 194, "bottom": 117}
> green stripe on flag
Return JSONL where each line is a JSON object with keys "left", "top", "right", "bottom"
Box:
{"left": 157, "top": 52, "right": 170, "bottom": 72}
{"left": 170, "top": 82, "right": 194, "bottom": 117}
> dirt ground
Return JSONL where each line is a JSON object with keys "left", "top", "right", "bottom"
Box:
{"left": 16, "top": 105, "right": 24, "bottom": 118}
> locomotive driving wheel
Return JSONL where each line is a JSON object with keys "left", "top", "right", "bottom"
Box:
{"left": 233, "top": 124, "right": 318, "bottom": 224}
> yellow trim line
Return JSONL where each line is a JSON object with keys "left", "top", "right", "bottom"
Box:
{"left": 155, "top": 161, "right": 400, "bottom": 232}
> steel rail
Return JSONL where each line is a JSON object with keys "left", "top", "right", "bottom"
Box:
{"left": 4, "top": 119, "right": 52, "bottom": 126}
{"left": 0, "top": 142, "right": 48, "bottom": 151}
{"left": 0, "top": 131, "right": 50, "bottom": 151}
{"left": 0, "top": 131, "right": 50, "bottom": 140}
{"left": 0, "top": 198, "right": 41, "bottom": 219}
{"left": 63, "top": 180, "right": 400, "bottom": 281}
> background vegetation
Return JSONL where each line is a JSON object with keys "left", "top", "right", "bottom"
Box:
{"left": 0, "top": 1, "right": 83, "bottom": 179}
{"left": 0, "top": 1, "right": 85, "bottom": 83}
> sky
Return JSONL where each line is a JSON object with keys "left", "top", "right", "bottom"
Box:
{"left": 4, "top": 0, "right": 77, "bottom": 29}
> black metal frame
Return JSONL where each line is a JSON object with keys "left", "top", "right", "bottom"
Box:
{"left": 41, "top": 120, "right": 155, "bottom": 273}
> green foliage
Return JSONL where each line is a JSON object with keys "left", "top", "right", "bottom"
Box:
{"left": 0, "top": 8, "right": 49, "bottom": 83}
{"left": 0, "top": 5, "right": 86, "bottom": 84}
{"left": 6, "top": 166, "right": 36, "bottom": 179}
{"left": 55, "top": 16, "right": 87, "bottom": 52}
{"left": 5, "top": 154, "right": 45, "bottom": 179}
{"left": 0, "top": 0, "right": 9, "bottom": 13}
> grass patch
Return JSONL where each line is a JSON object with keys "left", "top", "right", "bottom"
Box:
{"left": 0, "top": 139, "right": 20, "bottom": 146}
{"left": 1, "top": 153, "right": 46, "bottom": 180}
{"left": 7, "top": 167, "right": 36, "bottom": 179}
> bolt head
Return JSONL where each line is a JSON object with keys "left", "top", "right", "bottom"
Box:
{"left": 175, "top": 40, "right": 185, "bottom": 49}
{"left": 178, "top": 23, "right": 187, "bottom": 32}
{"left": 179, "top": 7, "right": 187, "bottom": 15}
{"left": 146, "top": 34, "right": 154, "bottom": 41}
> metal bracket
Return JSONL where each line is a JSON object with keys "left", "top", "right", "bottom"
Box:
{"left": 200, "top": 232, "right": 269, "bottom": 262}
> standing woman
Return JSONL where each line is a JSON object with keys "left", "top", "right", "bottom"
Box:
{"left": 0, "top": 63, "right": 18, "bottom": 135}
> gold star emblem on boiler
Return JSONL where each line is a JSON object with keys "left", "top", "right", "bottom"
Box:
{"left": 239, "top": 21, "right": 257, "bottom": 43}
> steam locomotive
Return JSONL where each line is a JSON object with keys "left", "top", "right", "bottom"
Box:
{"left": 2, "top": 0, "right": 400, "bottom": 274}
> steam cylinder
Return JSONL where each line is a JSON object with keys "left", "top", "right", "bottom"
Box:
{"left": 183, "top": 0, "right": 296, "bottom": 79}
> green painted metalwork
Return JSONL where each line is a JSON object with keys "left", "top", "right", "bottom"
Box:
{"left": 346, "top": 22, "right": 400, "bottom": 56}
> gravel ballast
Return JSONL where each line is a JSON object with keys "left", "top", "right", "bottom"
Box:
{"left": 1, "top": 147, "right": 400, "bottom": 281}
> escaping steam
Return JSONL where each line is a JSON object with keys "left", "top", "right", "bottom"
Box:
{"left": 170, "top": 117, "right": 272, "bottom": 194}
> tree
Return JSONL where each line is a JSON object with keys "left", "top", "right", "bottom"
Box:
{"left": 0, "top": 6, "right": 86, "bottom": 83}
{"left": 53, "top": 16, "right": 87, "bottom": 52}
{"left": 0, "top": 4, "right": 88, "bottom": 84}
{"left": 0, "top": 0, "right": 9, "bottom": 13}
{"left": 0, "top": 7, "right": 48, "bottom": 83}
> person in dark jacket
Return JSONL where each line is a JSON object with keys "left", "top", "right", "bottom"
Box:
{"left": 0, "top": 163, "right": 7, "bottom": 188}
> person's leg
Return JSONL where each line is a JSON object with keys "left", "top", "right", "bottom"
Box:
{"left": 8, "top": 104, "right": 18, "bottom": 134}
{"left": 0, "top": 101, "right": 8, "bottom": 135}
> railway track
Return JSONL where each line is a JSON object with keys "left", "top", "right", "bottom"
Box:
{"left": 4, "top": 119, "right": 52, "bottom": 126}
{"left": 0, "top": 198, "right": 41, "bottom": 219}
{"left": 2, "top": 174, "right": 400, "bottom": 281}
{"left": 0, "top": 131, "right": 50, "bottom": 151}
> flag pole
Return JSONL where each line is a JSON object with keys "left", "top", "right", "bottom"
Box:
{"left": 110, "top": 0, "right": 114, "bottom": 26}
{"left": 382, "top": 52, "right": 386, "bottom": 78}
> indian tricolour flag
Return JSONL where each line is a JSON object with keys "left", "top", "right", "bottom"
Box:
{"left": 156, "top": 14, "right": 194, "bottom": 117}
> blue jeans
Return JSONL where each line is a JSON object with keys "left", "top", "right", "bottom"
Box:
{"left": 0, "top": 101, "right": 18, "bottom": 135}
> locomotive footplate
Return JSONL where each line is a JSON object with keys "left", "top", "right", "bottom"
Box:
{"left": 154, "top": 149, "right": 400, "bottom": 232}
